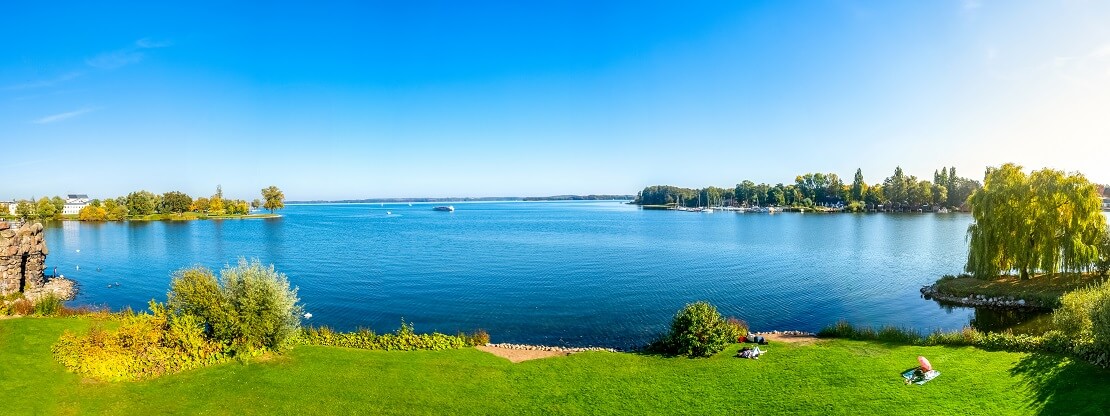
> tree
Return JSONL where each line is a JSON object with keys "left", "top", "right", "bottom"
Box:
{"left": 107, "top": 205, "right": 129, "bottom": 221}
{"left": 261, "top": 186, "right": 285, "bottom": 214}
{"left": 126, "top": 191, "right": 157, "bottom": 216}
{"left": 193, "top": 197, "right": 210, "bottom": 213}
{"left": 78, "top": 205, "right": 108, "bottom": 221}
{"left": 965, "top": 163, "right": 1107, "bottom": 280}
{"left": 883, "top": 167, "right": 907, "bottom": 209}
{"left": 209, "top": 186, "right": 225, "bottom": 215}
{"left": 851, "top": 169, "right": 867, "bottom": 202}
{"left": 36, "top": 197, "right": 58, "bottom": 219}
{"left": 51, "top": 196, "right": 65, "bottom": 214}
{"left": 16, "top": 200, "right": 37, "bottom": 220}
{"left": 251, "top": 199, "right": 262, "bottom": 210}
{"left": 161, "top": 191, "right": 193, "bottom": 214}
{"left": 103, "top": 198, "right": 128, "bottom": 220}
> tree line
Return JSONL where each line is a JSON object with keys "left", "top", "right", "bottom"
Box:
{"left": 1, "top": 185, "right": 285, "bottom": 221}
{"left": 635, "top": 166, "right": 982, "bottom": 211}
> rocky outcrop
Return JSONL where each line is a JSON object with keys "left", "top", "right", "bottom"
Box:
{"left": 0, "top": 221, "right": 74, "bottom": 300}
{"left": 920, "top": 283, "right": 1044, "bottom": 310}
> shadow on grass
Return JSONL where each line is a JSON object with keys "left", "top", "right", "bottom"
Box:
{"left": 1010, "top": 352, "right": 1110, "bottom": 415}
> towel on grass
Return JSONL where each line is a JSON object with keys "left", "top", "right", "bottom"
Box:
{"left": 902, "top": 369, "right": 940, "bottom": 385}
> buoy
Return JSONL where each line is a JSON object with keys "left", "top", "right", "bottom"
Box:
{"left": 75, "top": 265, "right": 79, "bottom": 270}
{"left": 76, "top": 249, "right": 80, "bottom": 253}
{"left": 304, "top": 312, "right": 313, "bottom": 319}
{"left": 386, "top": 211, "right": 391, "bottom": 215}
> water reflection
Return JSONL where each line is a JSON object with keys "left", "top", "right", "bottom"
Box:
{"left": 933, "top": 300, "right": 1052, "bottom": 335}
{"left": 970, "top": 307, "right": 1054, "bottom": 335}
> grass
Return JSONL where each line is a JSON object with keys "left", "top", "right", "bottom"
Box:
{"left": 3, "top": 317, "right": 1108, "bottom": 415}
{"left": 935, "top": 273, "right": 1108, "bottom": 308}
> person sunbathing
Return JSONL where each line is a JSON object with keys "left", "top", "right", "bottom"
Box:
{"left": 736, "top": 346, "right": 767, "bottom": 359}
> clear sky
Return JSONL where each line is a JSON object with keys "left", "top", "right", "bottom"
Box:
{"left": 3, "top": 1, "right": 1109, "bottom": 200}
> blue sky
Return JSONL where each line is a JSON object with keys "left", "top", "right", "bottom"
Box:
{"left": 3, "top": 1, "right": 1109, "bottom": 200}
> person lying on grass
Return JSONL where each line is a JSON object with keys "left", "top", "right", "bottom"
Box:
{"left": 736, "top": 346, "right": 766, "bottom": 359}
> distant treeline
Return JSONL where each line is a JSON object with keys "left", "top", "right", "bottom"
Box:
{"left": 290, "top": 195, "right": 635, "bottom": 204}
{"left": 635, "top": 166, "right": 983, "bottom": 211}
{"left": 2, "top": 185, "right": 285, "bottom": 221}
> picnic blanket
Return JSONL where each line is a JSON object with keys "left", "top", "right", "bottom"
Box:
{"left": 902, "top": 369, "right": 941, "bottom": 385}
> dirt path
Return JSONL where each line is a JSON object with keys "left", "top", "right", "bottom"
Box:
{"left": 760, "top": 333, "right": 822, "bottom": 346}
{"left": 475, "top": 345, "right": 573, "bottom": 363}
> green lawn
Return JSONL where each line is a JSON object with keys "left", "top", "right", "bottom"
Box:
{"left": 2, "top": 317, "right": 1107, "bottom": 415}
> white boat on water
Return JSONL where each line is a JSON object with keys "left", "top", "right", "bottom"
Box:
{"left": 433, "top": 206, "right": 455, "bottom": 212}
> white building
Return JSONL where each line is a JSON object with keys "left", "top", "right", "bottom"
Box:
{"left": 1103, "top": 197, "right": 1110, "bottom": 211}
{"left": 3, "top": 201, "right": 15, "bottom": 216}
{"left": 63, "top": 194, "right": 90, "bottom": 215}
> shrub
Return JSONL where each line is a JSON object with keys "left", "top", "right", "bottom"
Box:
{"left": 1053, "top": 279, "right": 1110, "bottom": 366}
{"left": 52, "top": 301, "right": 224, "bottom": 381}
{"left": 1054, "top": 284, "right": 1102, "bottom": 343}
{"left": 168, "top": 259, "right": 303, "bottom": 355}
{"left": 10, "top": 298, "right": 34, "bottom": 316}
{"left": 294, "top": 321, "right": 482, "bottom": 351}
{"left": 469, "top": 329, "right": 490, "bottom": 346}
{"left": 33, "top": 293, "right": 63, "bottom": 316}
{"left": 654, "top": 301, "right": 742, "bottom": 357}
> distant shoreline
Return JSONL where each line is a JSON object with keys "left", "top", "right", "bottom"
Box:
{"left": 288, "top": 195, "right": 635, "bottom": 204}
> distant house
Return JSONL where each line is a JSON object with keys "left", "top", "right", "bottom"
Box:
{"left": 63, "top": 194, "right": 91, "bottom": 215}
{"left": 1103, "top": 197, "right": 1110, "bottom": 211}
{"left": 2, "top": 201, "right": 15, "bottom": 216}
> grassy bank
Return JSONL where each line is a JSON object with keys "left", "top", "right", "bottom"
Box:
{"left": 3, "top": 317, "right": 1107, "bottom": 415}
{"left": 934, "top": 274, "right": 1107, "bottom": 308}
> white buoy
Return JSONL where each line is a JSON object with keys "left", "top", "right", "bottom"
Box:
{"left": 76, "top": 249, "right": 80, "bottom": 253}
{"left": 304, "top": 312, "right": 313, "bottom": 319}
{"left": 386, "top": 211, "right": 391, "bottom": 215}
{"left": 75, "top": 265, "right": 79, "bottom": 270}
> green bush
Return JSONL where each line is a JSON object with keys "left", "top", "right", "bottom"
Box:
{"left": 52, "top": 301, "right": 224, "bottom": 382}
{"left": 294, "top": 321, "right": 483, "bottom": 351}
{"left": 653, "top": 301, "right": 742, "bottom": 357}
{"left": 168, "top": 259, "right": 303, "bottom": 355}
{"left": 1053, "top": 280, "right": 1110, "bottom": 367}
{"left": 32, "top": 293, "right": 63, "bottom": 316}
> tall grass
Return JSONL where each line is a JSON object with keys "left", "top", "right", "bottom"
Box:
{"left": 818, "top": 320, "right": 1066, "bottom": 354}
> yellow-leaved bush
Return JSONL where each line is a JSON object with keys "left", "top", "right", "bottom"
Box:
{"left": 52, "top": 301, "right": 225, "bottom": 382}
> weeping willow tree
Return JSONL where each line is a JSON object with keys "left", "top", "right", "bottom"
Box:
{"left": 966, "top": 164, "right": 1107, "bottom": 279}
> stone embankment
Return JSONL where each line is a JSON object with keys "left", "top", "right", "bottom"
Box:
{"left": 485, "top": 343, "right": 620, "bottom": 353}
{"left": 920, "top": 283, "right": 1043, "bottom": 309}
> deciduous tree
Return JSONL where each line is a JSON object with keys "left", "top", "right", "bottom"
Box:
{"left": 261, "top": 186, "right": 285, "bottom": 214}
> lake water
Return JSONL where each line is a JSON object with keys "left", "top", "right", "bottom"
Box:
{"left": 42, "top": 202, "right": 1038, "bottom": 348}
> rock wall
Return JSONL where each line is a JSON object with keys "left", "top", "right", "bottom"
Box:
{"left": 0, "top": 221, "right": 48, "bottom": 296}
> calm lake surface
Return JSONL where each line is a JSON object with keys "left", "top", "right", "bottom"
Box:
{"left": 43, "top": 202, "right": 1037, "bottom": 347}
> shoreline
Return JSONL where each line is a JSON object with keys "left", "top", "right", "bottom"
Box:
{"left": 920, "top": 283, "right": 1046, "bottom": 310}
